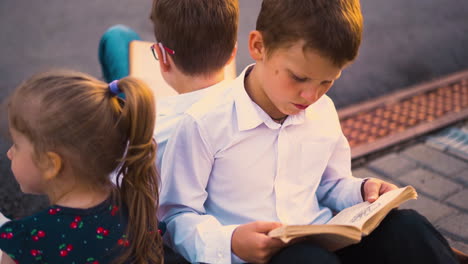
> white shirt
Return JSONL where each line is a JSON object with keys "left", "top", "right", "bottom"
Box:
{"left": 110, "top": 81, "right": 228, "bottom": 184}
{"left": 155, "top": 81, "right": 228, "bottom": 171}
{"left": 0, "top": 211, "right": 9, "bottom": 227}
{"left": 159, "top": 65, "right": 364, "bottom": 264}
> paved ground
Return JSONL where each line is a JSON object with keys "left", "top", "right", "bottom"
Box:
{"left": 353, "top": 121, "right": 468, "bottom": 252}
{"left": 1, "top": 0, "right": 468, "bottom": 107}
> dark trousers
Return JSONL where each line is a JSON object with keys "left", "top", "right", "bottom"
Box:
{"left": 269, "top": 209, "right": 459, "bottom": 264}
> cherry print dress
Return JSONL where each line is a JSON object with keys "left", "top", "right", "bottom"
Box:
{"left": 0, "top": 198, "right": 129, "bottom": 264}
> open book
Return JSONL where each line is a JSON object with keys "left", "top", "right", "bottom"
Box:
{"left": 268, "top": 186, "right": 417, "bottom": 251}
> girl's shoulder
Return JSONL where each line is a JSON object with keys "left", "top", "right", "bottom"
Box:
{"left": 0, "top": 199, "right": 128, "bottom": 263}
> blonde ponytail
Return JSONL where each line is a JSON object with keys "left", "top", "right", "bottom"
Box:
{"left": 112, "top": 78, "right": 163, "bottom": 264}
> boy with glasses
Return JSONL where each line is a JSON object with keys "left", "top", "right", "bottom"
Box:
{"left": 99, "top": 0, "right": 238, "bottom": 170}
{"left": 159, "top": 0, "right": 459, "bottom": 263}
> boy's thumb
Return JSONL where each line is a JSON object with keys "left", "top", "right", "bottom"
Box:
{"left": 254, "top": 221, "right": 283, "bottom": 233}
{"left": 366, "top": 190, "right": 379, "bottom": 202}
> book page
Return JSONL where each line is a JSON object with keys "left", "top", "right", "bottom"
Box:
{"left": 326, "top": 187, "right": 409, "bottom": 229}
{"left": 268, "top": 224, "right": 362, "bottom": 250}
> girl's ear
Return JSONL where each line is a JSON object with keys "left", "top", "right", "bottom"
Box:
{"left": 248, "top": 30, "right": 266, "bottom": 62}
{"left": 42, "top": 152, "right": 63, "bottom": 181}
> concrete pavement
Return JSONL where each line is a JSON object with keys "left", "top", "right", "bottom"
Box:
{"left": 353, "top": 121, "right": 468, "bottom": 252}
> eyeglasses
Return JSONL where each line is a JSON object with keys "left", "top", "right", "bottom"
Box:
{"left": 150, "top": 42, "right": 175, "bottom": 64}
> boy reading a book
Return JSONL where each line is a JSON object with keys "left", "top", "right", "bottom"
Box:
{"left": 159, "top": 0, "right": 458, "bottom": 263}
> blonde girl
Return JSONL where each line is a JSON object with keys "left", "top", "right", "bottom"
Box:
{"left": 0, "top": 70, "right": 162, "bottom": 264}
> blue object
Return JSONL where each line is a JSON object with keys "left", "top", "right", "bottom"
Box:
{"left": 108, "top": 80, "right": 121, "bottom": 95}
{"left": 108, "top": 80, "right": 125, "bottom": 99}
{"left": 98, "top": 24, "right": 142, "bottom": 82}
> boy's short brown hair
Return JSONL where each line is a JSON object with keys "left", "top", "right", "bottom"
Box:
{"left": 150, "top": 0, "right": 239, "bottom": 76}
{"left": 256, "top": 0, "right": 363, "bottom": 67}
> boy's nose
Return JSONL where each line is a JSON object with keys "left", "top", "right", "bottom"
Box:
{"left": 300, "top": 85, "right": 319, "bottom": 103}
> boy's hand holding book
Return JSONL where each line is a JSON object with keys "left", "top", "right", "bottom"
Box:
{"left": 232, "top": 221, "right": 286, "bottom": 264}
{"left": 361, "top": 178, "right": 399, "bottom": 202}
{"left": 268, "top": 185, "right": 418, "bottom": 251}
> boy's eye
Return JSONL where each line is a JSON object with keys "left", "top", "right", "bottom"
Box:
{"left": 291, "top": 74, "right": 308, "bottom": 83}
{"left": 321, "top": 80, "right": 333, "bottom": 85}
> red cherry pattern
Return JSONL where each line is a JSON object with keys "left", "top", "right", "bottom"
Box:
{"left": 70, "top": 215, "right": 83, "bottom": 229}
{"left": 31, "top": 229, "right": 46, "bottom": 241}
{"left": 6, "top": 203, "right": 126, "bottom": 262}
{"left": 117, "top": 238, "right": 130, "bottom": 247}
{"left": 59, "top": 243, "right": 73, "bottom": 257}
{"left": 96, "top": 227, "right": 106, "bottom": 235}
{"left": 110, "top": 205, "right": 119, "bottom": 216}
{"left": 1, "top": 228, "right": 13, "bottom": 239}
{"left": 48, "top": 208, "right": 61, "bottom": 215}
{"left": 1, "top": 232, "right": 13, "bottom": 239}
{"left": 117, "top": 234, "right": 130, "bottom": 247}
{"left": 96, "top": 227, "right": 110, "bottom": 239}
{"left": 30, "top": 249, "right": 41, "bottom": 257}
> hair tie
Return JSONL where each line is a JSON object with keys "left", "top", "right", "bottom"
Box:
{"left": 109, "top": 80, "right": 121, "bottom": 95}
{"left": 109, "top": 80, "right": 125, "bottom": 99}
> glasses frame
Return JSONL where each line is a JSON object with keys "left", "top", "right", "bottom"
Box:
{"left": 150, "top": 42, "right": 175, "bottom": 64}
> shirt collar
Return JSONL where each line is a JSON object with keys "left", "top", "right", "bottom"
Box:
{"left": 234, "top": 65, "right": 265, "bottom": 131}
{"left": 158, "top": 80, "right": 227, "bottom": 116}
{"left": 234, "top": 65, "right": 307, "bottom": 131}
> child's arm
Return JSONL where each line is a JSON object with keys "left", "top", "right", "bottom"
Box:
{"left": 1, "top": 252, "right": 16, "bottom": 264}
{"left": 317, "top": 130, "right": 399, "bottom": 210}
{"left": 159, "top": 115, "right": 244, "bottom": 263}
{"left": 315, "top": 99, "right": 366, "bottom": 211}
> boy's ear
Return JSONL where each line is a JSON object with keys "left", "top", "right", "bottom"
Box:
{"left": 154, "top": 44, "right": 171, "bottom": 72}
{"left": 248, "top": 31, "right": 265, "bottom": 61}
{"left": 42, "top": 151, "right": 63, "bottom": 181}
